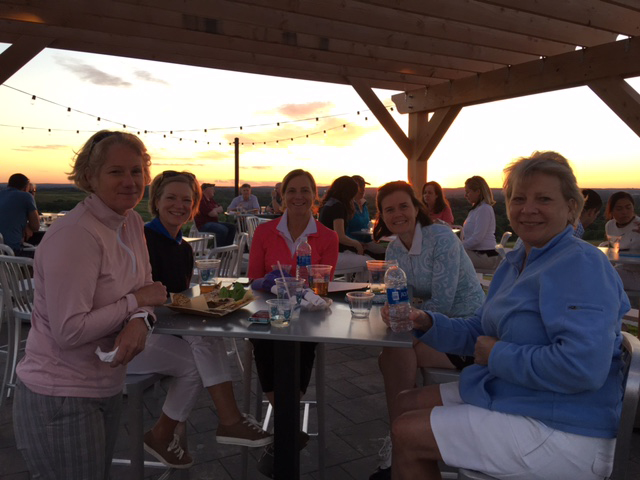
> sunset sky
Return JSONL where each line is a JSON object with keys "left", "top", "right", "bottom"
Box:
{"left": 1, "top": 43, "right": 639, "bottom": 189}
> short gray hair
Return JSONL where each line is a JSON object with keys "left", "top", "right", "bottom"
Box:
{"left": 503, "top": 151, "right": 584, "bottom": 225}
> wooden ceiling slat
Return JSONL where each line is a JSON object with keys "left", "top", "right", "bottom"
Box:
{"left": 367, "top": 0, "right": 621, "bottom": 45}
{"left": 125, "top": 0, "right": 539, "bottom": 66}
{"left": 392, "top": 36, "right": 640, "bottom": 112}
{"left": 602, "top": 0, "right": 640, "bottom": 13}
{"left": 477, "top": 0, "right": 640, "bottom": 37}
{"left": 231, "top": 0, "right": 578, "bottom": 57}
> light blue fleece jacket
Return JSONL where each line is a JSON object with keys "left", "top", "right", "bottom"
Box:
{"left": 417, "top": 225, "right": 630, "bottom": 438}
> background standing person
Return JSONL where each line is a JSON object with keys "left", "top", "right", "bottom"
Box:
{"left": 574, "top": 188, "right": 602, "bottom": 238}
{"left": 13, "top": 130, "right": 167, "bottom": 480}
{"left": 193, "top": 183, "right": 236, "bottom": 246}
{"left": 422, "top": 181, "right": 454, "bottom": 225}
{"left": 128, "top": 171, "right": 271, "bottom": 468}
{"left": 247, "top": 169, "right": 338, "bottom": 478}
{"left": 347, "top": 174, "right": 385, "bottom": 259}
{"left": 369, "top": 181, "right": 484, "bottom": 480}
{"left": 461, "top": 175, "right": 500, "bottom": 270}
{"left": 228, "top": 183, "right": 260, "bottom": 213}
{"left": 390, "top": 151, "right": 628, "bottom": 480}
{"left": 0, "top": 173, "right": 40, "bottom": 256}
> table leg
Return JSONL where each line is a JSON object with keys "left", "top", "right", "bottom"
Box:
{"left": 273, "top": 340, "right": 300, "bottom": 479}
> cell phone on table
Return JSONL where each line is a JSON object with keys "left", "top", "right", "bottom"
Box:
{"left": 248, "top": 310, "right": 270, "bottom": 324}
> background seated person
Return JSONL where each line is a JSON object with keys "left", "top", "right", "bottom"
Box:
{"left": 574, "top": 188, "right": 602, "bottom": 238}
{"left": 193, "top": 183, "right": 236, "bottom": 246}
{"left": 267, "top": 182, "right": 283, "bottom": 214}
{"left": 319, "top": 176, "right": 376, "bottom": 274}
{"left": 422, "top": 181, "right": 454, "bottom": 226}
{"left": 128, "top": 171, "right": 271, "bottom": 468}
{"left": 228, "top": 183, "right": 260, "bottom": 213}
{"left": 390, "top": 151, "right": 628, "bottom": 480}
{"left": 604, "top": 191, "right": 640, "bottom": 290}
{"left": 0, "top": 173, "right": 40, "bottom": 256}
{"left": 461, "top": 175, "right": 499, "bottom": 270}
{"left": 347, "top": 174, "right": 385, "bottom": 259}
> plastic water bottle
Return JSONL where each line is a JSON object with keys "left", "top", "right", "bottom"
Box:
{"left": 296, "top": 237, "right": 312, "bottom": 287}
{"left": 384, "top": 265, "right": 412, "bottom": 332}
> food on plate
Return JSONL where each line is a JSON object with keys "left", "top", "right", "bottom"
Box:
{"left": 171, "top": 293, "right": 191, "bottom": 306}
{"left": 218, "top": 282, "right": 247, "bottom": 301}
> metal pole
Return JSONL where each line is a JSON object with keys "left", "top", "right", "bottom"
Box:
{"left": 234, "top": 137, "right": 239, "bottom": 196}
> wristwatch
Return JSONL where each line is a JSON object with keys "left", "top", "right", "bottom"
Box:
{"left": 130, "top": 311, "right": 155, "bottom": 331}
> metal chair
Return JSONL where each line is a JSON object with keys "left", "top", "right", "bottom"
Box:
{"left": 240, "top": 340, "right": 326, "bottom": 480}
{"left": 112, "top": 373, "right": 189, "bottom": 480}
{"left": 244, "top": 216, "right": 260, "bottom": 250}
{"left": 206, "top": 232, "right": 248, "bottom": 278}
{"left": 187, "top": 224, "right": 217, "bottom": 261}
{"left": 457, "top": 332, "right": 640, "bottom": 480}
{"left": 0, "top": 255, "right": 34, "bottom": 406}
{"left": 475, "top": 231, "right": 513, "bottom": 275}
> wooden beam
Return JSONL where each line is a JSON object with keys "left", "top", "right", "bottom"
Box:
{"left": 348, "top": 77, "right": 411, "bottom": 159}
{"left": 406, "top": 106, "right": 461, "bottom": 190}
{"left": 588, "top": 77, "right": 640, "bottom": 137}
{"left": 414, "top": 107, "right": 462, "bottom": 163}
{"left": 392, "top": 36, "right": 640, "bottom": 113}
{"left": 0, "top": 34, "right": 53, "bottom": 84}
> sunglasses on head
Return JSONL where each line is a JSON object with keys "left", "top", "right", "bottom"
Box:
{"left": 87, "top": 131, "right": 119, "bottom": 159}
{"left": 159, "top": 170, "right": 196, "bottom": 183}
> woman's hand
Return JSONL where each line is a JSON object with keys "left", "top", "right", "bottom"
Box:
{"left": 133, "top": 281, "right": 167, "bottom": 307}
{"left": 381, "top": 304, "right": 433, "bottom": 331}
{"left": 110, "top": 317, "right": 149, "bottom": 367}
{"left": 474, "top": 336, "right": 499, "bottom": 365}
{"left": 355, "top": 242, "right": 365, "bottom": 255}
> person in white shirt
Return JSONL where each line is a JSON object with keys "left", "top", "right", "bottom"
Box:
{"left": 461, "top": 175, "right": 499, "bottom": 270}
{"left": 604, "top": 191, "right": 640, "bottom": 290}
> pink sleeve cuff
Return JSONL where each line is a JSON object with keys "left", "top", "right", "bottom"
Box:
{"left": 126, "top": 293, "right": 138, "bottom": 312}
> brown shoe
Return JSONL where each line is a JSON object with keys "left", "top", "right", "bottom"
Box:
{"left": 143, "top": 431, "right": 193, "bottom": 468}
{"left": 216, "top": 413, "right": 274, "bottom": 447}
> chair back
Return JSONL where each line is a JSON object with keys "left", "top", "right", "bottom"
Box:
{"left": 245, "top": 216, "right": 260, "bottom": 248}
{"left": 495, "top": 231, "right": 512, "bottom": 260}
{"left": 457, "top": 331, "right": 640, "bottom": 480}
{"left": 0, "top": 244, "right": 15, "bottom": 256}
{"left": 207, "top": 232, "right": 248, "bottom": 278}
{"left": 0, "top": 255, "right": 35, "bottom": 321}
{"left": 187, "top": 224, "right": 218, "bottom": 260}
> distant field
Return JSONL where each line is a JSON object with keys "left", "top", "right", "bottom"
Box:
{"left": 33, "top": 185, "right": 629, "bottom": 242}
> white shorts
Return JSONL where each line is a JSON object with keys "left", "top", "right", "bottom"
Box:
{"left": 430, "top": 382, "right": 615, "bottom": 480}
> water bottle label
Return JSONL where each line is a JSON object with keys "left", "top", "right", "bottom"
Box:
{"left": 387, "top": 287, "right": 409, "bottom": 305}
{"left": 297, "top": 254, "right": 311, "bottom": 267}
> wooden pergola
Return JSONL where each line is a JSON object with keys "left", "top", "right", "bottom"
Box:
{"left": 1, "top": 0, "right": 639, "bottom": 190}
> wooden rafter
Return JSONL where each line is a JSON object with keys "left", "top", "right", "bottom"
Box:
{"left": 392, "top": 36, "right": 640, "bottom": 113}
{"left": 588, "top": 77, "right": 640, "bottom": 137}
{"left": 0, "top": 34, "right": 53, "bottom": 85}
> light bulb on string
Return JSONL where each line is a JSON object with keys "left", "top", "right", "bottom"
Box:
{"left": 96, "top": 116, "right": 101, "bottom": 127}
{"left": 31, "top": 95, "right": 36, "bottom": 106}
{"left": 66, "top": 107, "right": 71, "bottom": 118}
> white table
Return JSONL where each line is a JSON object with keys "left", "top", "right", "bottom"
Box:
{"left": 599, "top": 247, "right": 640, "bottom": 266}
{"left": 153, "top": 286, "right": 412, "bottom": 479}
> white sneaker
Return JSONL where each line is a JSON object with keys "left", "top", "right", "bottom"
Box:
{"left": 378, "top": 434, "right": 392, "bottom": 469}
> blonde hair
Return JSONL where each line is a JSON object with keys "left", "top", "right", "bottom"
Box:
{"left": 67, "top": 130, "right": 152, "bottom": 192}
{"left": 148, "top": 171, "right": 201, "bottom": 221}
{"left": 465, "top": 176, "right": 495, "bottom": 207}
{"left": 503, "top": 151, "right": 584, "bottom": 225}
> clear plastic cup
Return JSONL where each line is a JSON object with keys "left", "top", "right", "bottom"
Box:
{"left": 266, "top": 298, "right": 293, "bottom": 327}
{"left": 346, "top": 291, "right": 375, "bottom": 318}
{"left": 607, "top": 235, "right": 622, "bottom": 253}
{"left": 275, "top": 277, "right": 305, "bottom": 320}
{"left": 306, "top": 265, "right": 332, "bottom": 296}
{"left": 195, "top": 259, "right": 221, "bottom": 293}
{"left": 366, "top": 259, "right": 398, "bottom": 294}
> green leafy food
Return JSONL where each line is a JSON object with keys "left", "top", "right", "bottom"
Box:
{"left": 219, "top": 283, "right": 246, "bottom": 301}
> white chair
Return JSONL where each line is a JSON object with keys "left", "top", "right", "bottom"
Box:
{"left": 187, "top": 224, "right": 217, "bottom": 261}
{"left": 206, "top": 232, "right": 248, "bottom": 278}
{"left": 458, "top": 332, "right": 640, "bottom": 480}
{"left": 0, "top": 255, "right": 34, "bottom": 406}
{"left": 244, "top": 216, "right": 260, "bottom": 250}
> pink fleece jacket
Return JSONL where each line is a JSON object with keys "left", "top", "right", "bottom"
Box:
{"left": 17, "top": 194, "right": 154, "bottom": 398}
{"left": 248, "top": 216, "right": 339, "bottom": 279}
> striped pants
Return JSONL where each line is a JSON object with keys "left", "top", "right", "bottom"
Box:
{"left": 13, "top": 381, "right": 122, "bottom": 480}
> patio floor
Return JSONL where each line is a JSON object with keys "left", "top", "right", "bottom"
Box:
{"left": 3, "top": 331, "right": 640, "bottom": 479}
